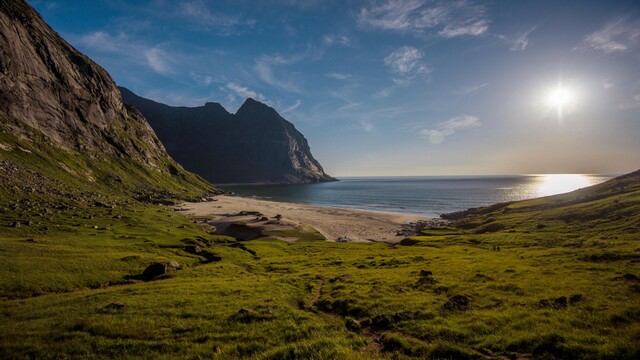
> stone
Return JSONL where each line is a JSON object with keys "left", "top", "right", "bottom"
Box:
{"left": 443, "top": 294, "right": 471, "bottom": 311}
{"left": 142, "top": 263, "right": 167, "bottom": 280}
{"left": 105, "top": 302, "right": 127, "bottom": 310}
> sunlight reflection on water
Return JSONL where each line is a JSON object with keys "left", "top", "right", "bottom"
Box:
{"left": 534, "top": 174, "right": 595, "bottom": 197}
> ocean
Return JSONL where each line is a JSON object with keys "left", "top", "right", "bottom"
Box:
{"left": 219, "top": 174, "right": 613, "bottom": 217}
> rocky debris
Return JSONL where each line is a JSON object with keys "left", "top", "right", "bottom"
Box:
{"left": 569, "top": 294, "right": 584, "bottom": 305}
{"left": 613, "top": 273, "right": 640, "bottom": 282}
{"left": 474, "top": 273, "right": 494, "bottom": 281}
{"left": 538, "top": 295, "right": 584, "bottom": 309}
{"left": 166, "top": 260, "right": 181, "bottom": 269}
{"left": 417, "top": 270, "right": 437, "bottom": 285}
{"left": 274, "top": 214, "right": 283, "bottom": 221}
{"left": 443, "top": 294, "right": 471, "bottom": 311}
{"left": 235, "top": 210, "right": 263, "bottom": 216}
{"left": 185, "top": 245, "right": 202, "bottom": 254}
{"left": 220, "top": 222, "right": 264, "bottom": 241}
{"left": 396, "top": 218, "right": 450, "bottom": 236}
{"left": 104, "top": 302, "right": 127, "bottom": 310}
{"left": 228, "top": 308, "right": 273, "bottom": 323}
{"left": 337, "top": 236, "right": 351, "bottom": 243}
{"left": 9, "top": 221, "right": 20, "bottom": 228}
{"left": 184, "top": 245, "right": 222, "bottom": 262}
{"left": 329, "top": 274, "right": 352, "bottom": 283}
{"left": 142, "top": 263, "right": 169, "bottom": 280}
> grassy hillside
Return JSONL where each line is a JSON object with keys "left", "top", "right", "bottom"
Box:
{"left": 1, "top": 172, "right": 639, "bottom": 359}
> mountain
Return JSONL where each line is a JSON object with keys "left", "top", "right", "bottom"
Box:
{"left": 119, "top": 87, "right": 336, "bottom": 184}
{"left": 0, "top": 0, "right": 212, "bottom": 201}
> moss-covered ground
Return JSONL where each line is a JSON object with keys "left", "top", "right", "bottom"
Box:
{"left": 0, "top": 170, "right": 639, "bottom": 359}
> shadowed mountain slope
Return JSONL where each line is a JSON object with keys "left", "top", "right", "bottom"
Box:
{"left": 120, "top": 87, "right": 336, "bottom": 184}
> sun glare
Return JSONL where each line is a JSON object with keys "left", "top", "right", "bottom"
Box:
{"left": 542, "top": 84, "right": 577, "bottom": 120}
{"left": 536, "top": 174, "right": 590, "bottom": 197}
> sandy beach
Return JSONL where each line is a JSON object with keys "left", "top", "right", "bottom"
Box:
{"left": 181, "top": 195, "right": 426, "bottom": 243}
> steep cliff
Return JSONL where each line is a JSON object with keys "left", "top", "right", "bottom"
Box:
{"left": 120, "top": 87, "right": 336, "bottom": 184}
{"left": 0, "top": 0, "right": 212, "bottom": 199}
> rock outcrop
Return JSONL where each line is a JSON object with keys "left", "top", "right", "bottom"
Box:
{"left": 120, "top": 87, "right": 336, "bottom": 184}
{"left": 0, "top": 0, "right": 211, "bottom": 196}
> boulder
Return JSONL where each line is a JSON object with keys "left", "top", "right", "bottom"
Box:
{"left": 443, "top": 294, "right": 471, "bottom": 311}
{"left": 142, "top": 262, "right": 167, "bottom": 280}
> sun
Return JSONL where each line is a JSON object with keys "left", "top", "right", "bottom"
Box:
{"left": 545, "top": 87, "right": 574, "bottom": 108}
{"left": 542, "top": 84, "right": 577, "bottom": 120}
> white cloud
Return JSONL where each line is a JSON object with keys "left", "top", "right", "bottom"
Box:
{"left": 326, "top": 72, "right": 352, "bottom": 80}
{"left": 282, "top": 100, "right": 302, "bottom": 113}
{"left": 498, "top": 26, "right": 538, "bottom": 51}
{"left": 585, "top": 18, "right": 640, "bottom": 54}
{"left": 76, "top": 31, "right": 128, "bottom": 53}
{"left": 226, "top": 82, "right": 267, "bottom": 102}
{"left": 357, "top": 0, "right": 489, "bottom": 38}
{"left": 418, "top": 115, "right": 481, "bottom": 144}
{"left": 384, "top": 46, "right": 430, "bottom": 85}
{"left": 323, "top": 34, "right": 351, "bottom": 46}
{"left": 254, "top": 55, "right": 301, "bottom": 92}
{"left": 144, "top": 48, "right": 173, "bottom": 75}
{"left": 179, "top": 0, "right": 254, "bottom": 34}
{"left": 456, "top": 82, "right": 488, "bottom": 95}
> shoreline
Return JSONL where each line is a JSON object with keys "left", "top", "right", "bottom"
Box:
{"left": 182, "top": 195, "right": 431, "bottom": 243}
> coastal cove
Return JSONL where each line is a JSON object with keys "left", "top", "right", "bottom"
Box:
{"left": 220, "top": 174, "right": 613, "bottom": 217}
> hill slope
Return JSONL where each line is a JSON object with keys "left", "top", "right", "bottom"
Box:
{"left": 0, "top": 0, "right": 212, "bottom": 201}
{"left": 120, "top": 87, "right": 336, "bottom": 184}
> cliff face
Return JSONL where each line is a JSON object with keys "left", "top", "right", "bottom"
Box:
{"left": 0, "top": 0, "right": 211, "bottom": 196}
{"left": 120, "top": 88, "right": 336, "bottom": 184}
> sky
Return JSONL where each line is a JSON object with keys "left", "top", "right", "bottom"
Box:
{"left": 29, "top": 0, "right": 640, "bottom": 176}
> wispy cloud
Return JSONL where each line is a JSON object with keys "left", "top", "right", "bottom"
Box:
{"left": 456, "top": 82, "right": 488, "bottom": 95}
{"left": 384, "top": 46, "right": 430, "bottom": 85}
{"left": 414, "top": 115, "right": 481, "bottom": 144}
{"left": 326, "top": 72, "right": 353, "bottom": 80}
{"left": 497, "top": 25, "right": 538, "bottom": 51}
{"left": 357, "top": 0, "right": 489, "bottom": 38}
{"left": 77, "top": 31, "right": 178, "bottom": 76}
{"left": 254, "top": 54, "right": 302, "bottom": 92}
{"left": 323, "top": 34, "right": 351, "bottom": 46}
{"left": 282, "top": 100, "right": 302, "bottom": 113}
{"left": 226, "top": 82, "right": 267, "bottom": 102}
{"left": 585, "top": 18, "right": 640, "bottom": 54}
{"left": 178, "top": 0, "right": 255, "bottom": 34}
{"left": 144, "top": 47, "right": 173, "bottom": 75}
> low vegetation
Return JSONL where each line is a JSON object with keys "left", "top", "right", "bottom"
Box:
{"left": 0, "top": 171, "right": 639, "bottom": 359}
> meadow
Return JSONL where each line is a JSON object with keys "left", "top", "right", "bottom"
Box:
{"left": 0, "top": 171, "right": 639, "bottom": 359}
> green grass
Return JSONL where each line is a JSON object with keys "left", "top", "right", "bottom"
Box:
{"left": 0, "top": 170, "right": 639, "bottom": 358}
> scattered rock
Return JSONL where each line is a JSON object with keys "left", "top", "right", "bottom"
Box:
{"left": 24, "top": 238, "right": 36, "bottom": 243}
{"left": 417, "top": 270, "right": 437, "bottom": 285}
{"left": 9, "top": 221, "right": 20, "bottom": 228}
{"left": 443, "top": 294, "right": 471, "bottom": 311}
{"left": 419, "top": 270, "right": 433, "bottom": 277}
{"left": 167, "top": 260, "right": 181, "bottom": 269}
{"left": 553, "top": 296, "right": 567, "bottom": 309}
{"left": 613, "top": 273, "right": 640, "bottom": 282}
{"left": 142, "top": 262, "right": 168, "bottom": 280}
{"left": 474, "top": 273, "right": 494, "bottom": 281}
{"left": 105, "top": 302, "right": 127, "bottom": 310}
{"left": 569, "top": 294, "right": 584, "bottom": 305}
{"left": 185, "top": 245, "right": 202, "bottom": 254}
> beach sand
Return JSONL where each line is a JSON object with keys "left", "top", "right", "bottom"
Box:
{"left": 181, "top": 195, "right": 426, "bottom": 243}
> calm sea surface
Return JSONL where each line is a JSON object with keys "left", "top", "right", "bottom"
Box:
{"left": 219, "top": 174, "right": 613, "bottom": 217}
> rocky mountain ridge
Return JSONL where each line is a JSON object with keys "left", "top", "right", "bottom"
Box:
{"left": 119, "top": 87, "right": 336, "bottom": 184}
{"left": 0, "top": 0, "right": 211, "bottom": 199}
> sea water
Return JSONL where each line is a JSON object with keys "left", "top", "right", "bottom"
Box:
{"left": 219, "top": 174, "right": 612, "bottom": 217}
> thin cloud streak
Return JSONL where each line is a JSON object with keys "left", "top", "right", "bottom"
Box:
{"left": 585, "top": 18, "right": 640, "bottom": 53}
{"left": 416, "top": 115, "right": 481, "bottom": 144}
{"left": 357, "top": 0, "right": 489, "bottom": 38}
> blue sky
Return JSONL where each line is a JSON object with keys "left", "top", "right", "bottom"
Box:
{"left": 30, "top": 0, "right": 640, "bottom": 176}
